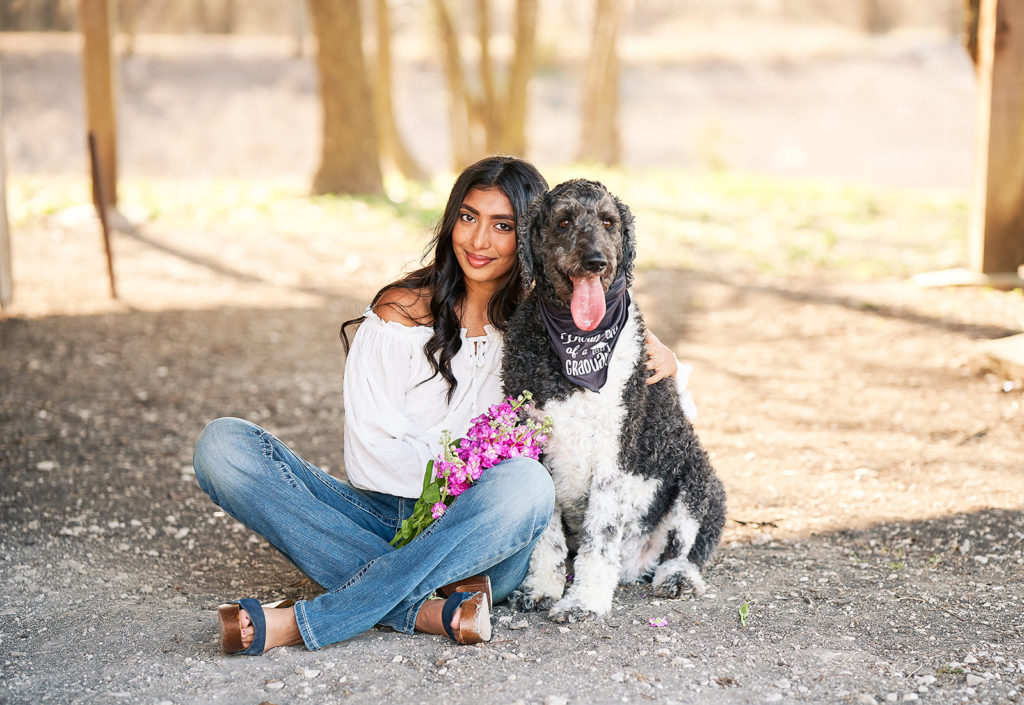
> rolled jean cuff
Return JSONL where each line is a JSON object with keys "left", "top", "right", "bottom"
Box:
{"left": 294, "top": 600, "right": 320, "bottom": 650}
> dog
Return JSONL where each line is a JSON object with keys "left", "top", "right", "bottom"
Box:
{"left": 502, "top": 179, "right": 726, "bottom": 623}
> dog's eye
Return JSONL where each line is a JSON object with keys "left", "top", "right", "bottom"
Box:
{"left": 602, "top": 219, "right": 612, "bottom": 230}
{"left": 558, "top": 218, "right": 571, "bottom": 230}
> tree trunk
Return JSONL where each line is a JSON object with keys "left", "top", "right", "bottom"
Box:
{"left": 964, "top": 0, "right": 981, "bottom": 66}
{"left": 307, "top": 0, "right": 383, "bottom": 196}
{"left": 498, "top": 0, "right": 537, "bottom": 156}
{"left": 433, "top": 0, "right": 475, "bottom": 170}
{"left": 374, "top": 0, "right": 426, "bottom": 181}
{"left": 577, "top": 0, "right": 621, "bottom": 165}
{"left": 80, "top": 0, "right": 118, "bottom": 208}
{"left": 476, "top": 0, "right": 498, "bottom": 152}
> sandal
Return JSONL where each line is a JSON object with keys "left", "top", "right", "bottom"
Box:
{"left": 441, "top": 591, "right": 491, "bottom": 645}
{"left": 217, "top": 598, "right": 295, "bottom": 655}
{"left": 439, "top": 574, "right": 492, "bottom": 609}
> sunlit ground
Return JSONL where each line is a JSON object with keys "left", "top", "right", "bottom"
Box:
{"left": 4, "top": 168, "right": 970, "bottom": 318}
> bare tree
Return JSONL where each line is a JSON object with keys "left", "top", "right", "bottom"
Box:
{"left": 577, "top": 0, "right": 622, "bottom": 165}
{"left": 306, "top": 0, "right": 383, "bottom": 195}
{"left": 433, "top": 0, "right": 539, "bottom": 169}
{"left": 374, "top": 0, "right": 426, "bottom": 181}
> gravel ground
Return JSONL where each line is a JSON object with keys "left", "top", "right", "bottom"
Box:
{"left": 2, "top": 214, "right": 1022, "bottom": 704}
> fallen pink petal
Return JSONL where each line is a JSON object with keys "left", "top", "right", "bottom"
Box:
{"left": 649, "top": 617, "right": 668, "bottom": 628}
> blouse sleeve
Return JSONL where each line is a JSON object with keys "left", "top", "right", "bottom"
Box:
{"left": 342, "top": 314, "right": 438, "bottom": 498}
{"left": 674, "top": 358, "right": 698, "bottom": 421}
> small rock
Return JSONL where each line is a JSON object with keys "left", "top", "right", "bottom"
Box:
{"left": 303, "top": 668, "right": 321, "bottom": 679}
{"left": 655, "top": 648, "right": 671, "bottom": 657}
{"left": 35, "top": 461, "right": 57, "bottom": 471}
{"left": 654, "top": 634, "right": 671, "bottom": 643}
{"left": 610, "top": 672, "right": 625, "bottom": 683}
{"left": 915, "top": 675, "right": 937, "bottom": 686}
{"left": 903, "top": 694, "right": 918, "bottom": 702}
{"left": 544, "top": 697, "right": 567, "bottom": 705}
{"left": 509, "top": 619, "right": 529, "bottom": 630}
{"left": 764, "top": 694, "right": 783, "bottom": 703}
{"left": 558, "top": 626, "right": 570, "bottom": 634}
{"left": 855, "top": 695, "right": 877, "bottom": 705}
{"left": 497, "top": 615, "right": 513, "bottom": 625}
{"left": 174, "top": 527, "right": 190, "bottom": 540}
{"left": 391, "top": 655, "right": 402, "bottom": 663}
{"left": 966, "top": 674, "right": 984, "bottom": 686}
{"left": 886, "top": 694, "right": 898, "bottom": 703}
{"left": 963, "top": 655, "right": 978, "bottom": 665}
{"left": 774, "top": 679, "right": 791, "bottom": 690}
{"left": 265, "top": 680, "right": 285, "bottom": 691}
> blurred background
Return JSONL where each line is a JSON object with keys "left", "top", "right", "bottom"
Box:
{"left": 2, "top": 0, "right": 978, "bottom": 187}
{"left": 2, "top": 0, "right": 996, "bottom": 317}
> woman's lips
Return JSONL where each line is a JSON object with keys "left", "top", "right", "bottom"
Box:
{"left": 466, "top": 252, "right": 495, "bottom": 268}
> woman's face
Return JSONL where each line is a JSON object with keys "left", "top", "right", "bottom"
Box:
{"left": 451, "top": 187, "right": 517, "bottom": 291}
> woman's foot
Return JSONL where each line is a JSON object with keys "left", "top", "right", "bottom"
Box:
{"left": 224, "top": 602, "right": 303, "bottom": 654}
{"left": 415, "top": 592, "right": 490, "bottom": 644}
{"left": 218, "top": 598, "right": 300, "bottom": 655}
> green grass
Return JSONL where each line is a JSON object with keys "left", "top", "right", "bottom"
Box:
{"left": 7, "top": 167, "right": 970, "bottom": 280}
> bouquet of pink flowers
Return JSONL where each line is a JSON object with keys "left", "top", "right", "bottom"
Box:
{"left": 390, "top": 391, "right": 553, "bottom": 548}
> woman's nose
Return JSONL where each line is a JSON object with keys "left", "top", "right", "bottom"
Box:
{"left": 469, "top": 224, "right": 490, "bottom": 250}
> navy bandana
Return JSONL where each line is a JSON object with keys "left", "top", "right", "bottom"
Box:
{"left": 537, "top": 275, "right": 630, "bottom": 392}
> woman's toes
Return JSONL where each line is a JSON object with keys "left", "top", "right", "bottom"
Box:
{"left": 239, "top": 610, "right": 253, "bottom": 647}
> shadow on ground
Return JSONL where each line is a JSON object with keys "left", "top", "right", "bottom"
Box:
{"left": 2, "top": 268, "right": 1023, "bottom": 704}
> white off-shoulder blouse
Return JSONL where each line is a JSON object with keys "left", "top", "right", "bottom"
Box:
{"left": 342, "top": 310, "right": 698, "bottom": 498}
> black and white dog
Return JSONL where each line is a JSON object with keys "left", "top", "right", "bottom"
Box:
{"left": 502, "top": 179, "right": 727, "bottom": 623}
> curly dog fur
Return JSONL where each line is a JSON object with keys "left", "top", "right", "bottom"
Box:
{"left": 502, "top": 179, "right": 727, "bottom": 623}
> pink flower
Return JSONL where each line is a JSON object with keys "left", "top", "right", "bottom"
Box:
{"left": 431, "top": 502, "right": 447, "bottom": 519}
{"left": 648, "top": 617, "right": 668, "bottom": 628}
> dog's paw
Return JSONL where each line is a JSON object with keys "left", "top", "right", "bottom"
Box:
{"left": 547, "top": 598, "right": 603, "bottom": 624}
{"left": 652, "top": 567, "right": 706, "bottom": 599}
{"left": 506, "top": 588, "right": 557, "bottom": 613}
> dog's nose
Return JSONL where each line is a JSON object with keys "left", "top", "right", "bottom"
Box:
{"left": 582, "top": 251, "right": 607, "bottom": 273}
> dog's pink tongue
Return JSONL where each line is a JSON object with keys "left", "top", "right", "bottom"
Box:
{"left": 570, "top": 275, "right": 606, "bottom": 331}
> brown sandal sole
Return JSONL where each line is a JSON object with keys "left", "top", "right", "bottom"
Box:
{"left": 439, "top": 574, "right": 492, "bottom": 609}
{"left": 455, "top": 592, "right": 491, "bottom": 644}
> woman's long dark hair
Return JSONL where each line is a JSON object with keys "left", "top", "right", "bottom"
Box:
{"left": 340, "top": 155, "right": 548, "bottom": 402}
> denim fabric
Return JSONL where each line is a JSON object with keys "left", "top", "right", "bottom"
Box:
{"left": 192, "top": 417, "right": 554, "bottom": 650}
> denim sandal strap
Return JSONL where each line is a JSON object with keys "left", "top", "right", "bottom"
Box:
{"left": 235, "top": 598, "right": 266, "bottom": 655}
{"left": 441, "top": 592, "right": 472, "bottom": 641}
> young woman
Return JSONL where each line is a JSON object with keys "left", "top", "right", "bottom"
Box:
{"left": 192, "top": 156, "right": 687, "bottom": 654}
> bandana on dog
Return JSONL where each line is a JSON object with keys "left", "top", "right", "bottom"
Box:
{"left": 537, "top": 274, "right": 630, "bottom": 392}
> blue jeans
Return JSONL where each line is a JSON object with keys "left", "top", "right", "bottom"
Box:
{"left": 192, "top": 417, "right": 554, "bottom": 650}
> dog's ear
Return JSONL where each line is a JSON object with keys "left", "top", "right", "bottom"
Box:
{"left": 612, "top": 192, "right": 636, "bottom": 285}
{"left": 517, "top": 191, "right": 546, "bottom": 290}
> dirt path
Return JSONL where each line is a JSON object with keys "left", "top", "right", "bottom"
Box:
{"left": 2, "top": 212, "right": 1022, "bottom": 704}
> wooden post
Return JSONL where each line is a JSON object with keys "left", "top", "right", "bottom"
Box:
{"left": 89, "top": 132, "right": 118, "bottom": 299}
{"left": 80, "top": 0, "right": 118, "bottom": 209}
{"left": 0, "top": 67, "right": 11, "bottom": 309}
{"left": 969, "top": 0, "right": 1024, "bottom": 274}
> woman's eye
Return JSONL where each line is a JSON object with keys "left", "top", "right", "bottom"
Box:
{"left": 459, "top": 212, "right": 475, "bottom": 223}
{"left": 602, "top": 219, "right": 612, "bottom": 230}
{"left": 495, "top": 222, "right": 513, "bottom": 231}
{"left": 558, "top": 218, "right": 570, "bottom": 229}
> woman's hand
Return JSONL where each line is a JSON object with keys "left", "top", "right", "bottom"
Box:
{"left": 644, "top": 329, "right": 678, "bottom": 385}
